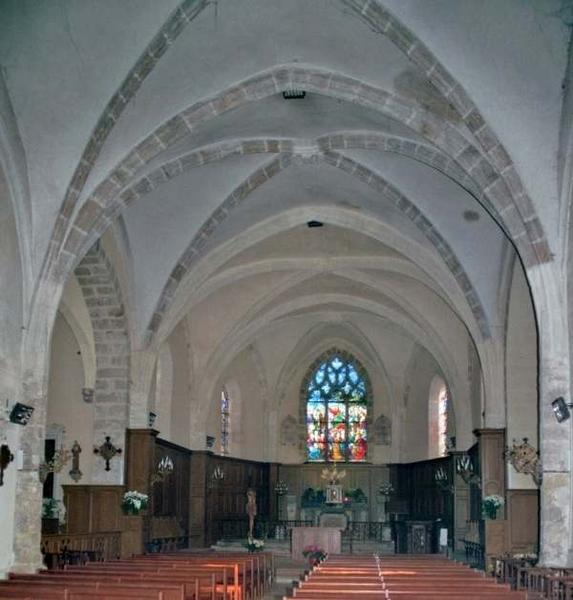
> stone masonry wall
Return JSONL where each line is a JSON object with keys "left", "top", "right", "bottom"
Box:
{"left": 74, "top": 244, "right": 130, "bottom": 484}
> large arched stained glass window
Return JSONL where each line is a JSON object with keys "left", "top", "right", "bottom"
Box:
{"left": 304, "top": 352, "right": 369, "bottom": 462}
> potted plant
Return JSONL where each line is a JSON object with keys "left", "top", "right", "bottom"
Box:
{"left": 41, "top": 498, "right": 61, "bottom": 534}
{"left": 482, "top": 494, "right": 504, "bottom": 520}
{"left": 344, "top": 487, "right": 368, "bottom": 506}
{"left": 244, "top": 537, "right": 265, "bottom": 553}
{"left": 121, "top": 490, "right": 148, "bottom": 516}
{"left": 301, "top": 487, "right": 325, "bottom": 508}
{"left": 302, "top": 544, "right": 327, "bottom": 567}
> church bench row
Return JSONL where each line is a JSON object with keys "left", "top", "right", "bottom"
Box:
{"left": 283, "top": 555, "right": 526, "bottom": 600}
{"left": 70, "top": 553, "right": 270, "bottom": 599}
{"left": 3, "top": 551, "right": 274, "bottom": 600}
{"left": 493, "top": 555, "right": 573, "bottom": 598}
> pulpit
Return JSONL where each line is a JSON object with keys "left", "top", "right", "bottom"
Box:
{"left": 291, "top": 527, "right": 341, "bottom": 560}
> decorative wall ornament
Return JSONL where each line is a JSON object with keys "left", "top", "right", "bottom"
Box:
{"left": 320, "top": 464, "right": 346, "bottom": 485}
{"left": 505, "top": 437, "right": 542, "bottom": 486}
{"left": 151, "top": 455, "right": 174, "bottom": 485}
{"left": 434, "top": 466, "right": 453, "bottom": 493}
{"left": 68, "top": 441, "right": 83, "bottom": 482}
{"left": 39, "top": 446, "right": 71, "bottom": 483}
{"left": 81, "top": 388, "right": 94, "bottom": 404}
{"left": 274, "top": 480, "right": 288, "bottom": 496}
{"left": 280, "top": 415, "right": 299, "bottom": 446}
{"left": 371, "top": 415, "right": 392, "bottom": 446}
{"left": 148, "top": 412, "right": 157, "bottom": 428}
{"left": 93, "top": 436, "right": 122, "bottom": 471}
{"left": 455, "top": 455, "right": 480, "bottom": 486}
{"left": 0, "top": 444, "right": 14, "bottom": 486}
{"left": 212, "top": 465, "right": 225, "bottom": 481}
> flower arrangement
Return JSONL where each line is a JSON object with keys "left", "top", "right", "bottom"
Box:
{"left": 301, "top": 487, "right": 326, "bottom": 507}
{"left": 344, "top": 488, "right": 368, "bottom": 505}
{"left": 511, "top": 552, "right": 537, "bottom": 562}
{"left": 302, "top": 545, "right": 327, "bottom": 565}
{"left": 121, "top": 490, "right": 148, "bottom": 515}
{"left": 245, "top": 537, "right": 265, "bottom": 553}
{"left": 482, "top": 494, "right": 504, "bottom": 519}
{"left": 39, "top": 447, "right": 71, "bottom": 483}
{"left": 42, "top": 498, "right": 61, "bottom": 519}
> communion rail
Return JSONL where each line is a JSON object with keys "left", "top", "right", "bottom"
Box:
{"left": 214, "top": 518, "right": 394, "bottom": 551}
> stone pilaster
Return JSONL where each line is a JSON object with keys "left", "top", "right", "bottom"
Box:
{"left": 75, "top": 246, "right": 130, "bottom": 485}
{"left": 129, "top": 351, "right": 156, "bottom": 429}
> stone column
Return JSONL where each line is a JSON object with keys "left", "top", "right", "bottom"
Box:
{"left": 529, "top": 265, "right": 572, "bottom": 567}
{"left": 11, "top": 380, "right": 47, "bottom": 573}
{"left": 129, "top": 351, "right": 157, "bottom": 429}
{"left": 538, "top": 347, "right": 572, "bottom": 566}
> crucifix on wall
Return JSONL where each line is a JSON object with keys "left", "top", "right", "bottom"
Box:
{"left": 93, "top": 436, "right": 122, "bottom": 471}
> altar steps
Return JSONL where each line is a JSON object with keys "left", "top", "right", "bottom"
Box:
{"left": 213, "top": 538, "right": 393, "bottom": 557}
{"left": 341, "top": 540, "right": 395, "bottom": 555}
{"left": 213, "top": 538, "right": 292, "bottom": 557}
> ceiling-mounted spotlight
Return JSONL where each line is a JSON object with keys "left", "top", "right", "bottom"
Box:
{"left": 9, "top": 403, "right": 34, "bottom": 426}
{"left": 282, "top": 89, "right": 306, "bottom": 100}
{"left": 552, "top": 397, "right": 572, "bottom": 423}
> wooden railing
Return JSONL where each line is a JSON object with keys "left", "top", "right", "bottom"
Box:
{"left": 41, "top": 531, "right": 121, "bottom": 567}
{"left": 145, "top": 536, "right": 190, "bottom": 553}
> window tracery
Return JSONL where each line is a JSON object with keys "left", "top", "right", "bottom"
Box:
{"left": 303, "top": 350, "right": 370, "bottom": 462}
{"left": 221, "top": 388, "right": 230, "bottom": 455}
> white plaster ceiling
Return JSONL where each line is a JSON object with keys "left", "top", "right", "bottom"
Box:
{"left": 384, "top": 0, "right": 570, "bottom": 240}
{"left": 1, "top": 0, "right": 566, "bottom": 413}
{"left": 0, "top": 0, "right": 181, "bottom": 269}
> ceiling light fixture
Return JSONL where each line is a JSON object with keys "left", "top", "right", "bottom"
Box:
{"left": 283, "top": 89, "right": 306, "bottom": 99}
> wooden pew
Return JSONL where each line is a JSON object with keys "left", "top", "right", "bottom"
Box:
{"left": 0, "top": 579, "right": 185, "bottom": 600}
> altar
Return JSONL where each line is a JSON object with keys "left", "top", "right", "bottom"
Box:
{"left": 291, "top": 527, "right": 341, "bottom": 560}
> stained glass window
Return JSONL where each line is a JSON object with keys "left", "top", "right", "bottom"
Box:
{"left": 305, "top": 353, "right": 368, "bottom": 462}
{"left": 438, "top": 386, "right": 448, "bottom": 457}
{"left": 221, "top": 388, "right": 230, "bottom": 455}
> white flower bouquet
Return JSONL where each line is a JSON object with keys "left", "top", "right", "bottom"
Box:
{"left": 482, "top": 494, "right": 504, "bottom": 519}
{"left": 121, "top": 490, "right": 148, "bottom": 515}
{"left": 245, "top": 537, "right": 265, "bottom": 553}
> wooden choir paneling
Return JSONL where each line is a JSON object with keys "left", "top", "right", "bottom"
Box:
{"left": 506, "top": 489, "right": 538, "bottom": 553}
{"left": 152, "top": 437, "right": 191, "bottom": 535}
{"left": 64, "top": 485, "right": 124, "bottom": 534}
{"left": 205, "top": 454, "right": 270, "bottom": 546}
{"left": 476, "top": 428, "right": 506, "bottom": 501}
{"left": 389, "top": 457, "right": 451, "bottom": 521}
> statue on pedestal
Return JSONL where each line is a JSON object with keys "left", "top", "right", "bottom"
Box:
{"left": 246, "top": 488, "right": 257, "bottom": 538}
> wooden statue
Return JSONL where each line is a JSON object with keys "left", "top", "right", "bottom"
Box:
{"left": 246, "top": 488, "right": 257, "bottom": 538}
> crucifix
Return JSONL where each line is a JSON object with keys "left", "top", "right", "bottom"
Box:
{"left": 0, "top": 444, "right": 14, "bottom": 486}
{"left": 93, "top": 436, "right": 122, "bottom": 471}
